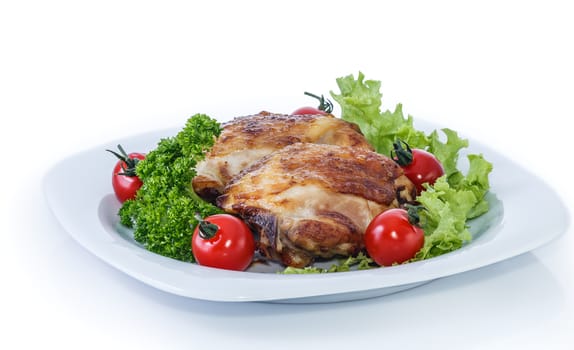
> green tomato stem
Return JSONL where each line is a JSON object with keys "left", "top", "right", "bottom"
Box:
{"left": 195, "top": 213, "right": 219, "bottom": 239}
{"left": 304, "top": 91, "right": 334, "bottom": 113}
{"left": 405, "top": 203, "right": 425, "bottom": 227}
{"left": 106, "top": 144, "right": 140, "bottom": 177}
{"left": 391, "top": 139, "right": 414, "bottom": 167}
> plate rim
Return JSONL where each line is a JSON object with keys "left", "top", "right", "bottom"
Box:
{"left": 42, "top": 120, "right": 571, "bottom": 303}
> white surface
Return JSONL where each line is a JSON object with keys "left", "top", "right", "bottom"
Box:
{"left": 42, "top": 120, "right": 567, "bottom": 303}
{"left": 1, "top": 0, "right": 573, "bottom": 348}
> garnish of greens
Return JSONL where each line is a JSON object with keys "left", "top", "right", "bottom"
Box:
{"left": 118, "top": 114, "right": 223, "bottom": 262}
{"left": 283, "top": 252, "right": 374, "bottom": 274}
{"left": 117, "top": 72, "right": 493, "bottom": 273}
{"left": 332, "top": 73, "right": 492, "bottom": 258}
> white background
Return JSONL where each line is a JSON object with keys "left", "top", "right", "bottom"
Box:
{"left": 1, "top": 0, "right": 573, "bottom": 349}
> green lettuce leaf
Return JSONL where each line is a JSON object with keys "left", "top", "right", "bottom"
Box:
{"left": 427, "top": 128, "right": 468, "bottom": 181}
{"left": 415, "top": 176, "right": 474, "bottom": 259}
{"left": 331, "top": 72, "right": 428, "bottom": 155}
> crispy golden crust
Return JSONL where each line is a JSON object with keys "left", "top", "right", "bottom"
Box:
{"left": 213, "top": 111, "right": 372, "bottom": 155}
{"left": 273, "top": 144, "right": 408, "bottom": 205}
{"left": 192, "top": 112, "right": 373, "bottom": 202}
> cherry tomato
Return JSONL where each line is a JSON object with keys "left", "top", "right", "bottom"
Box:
{"left": 106, "top": 144, "right": 145, "bottom": 203}
{"left": 292, "top": 91, "right": 334, "bottom": 115}
{"left": 292, "top": 106, "right": 328, "bottom": 115}
{"left": 364, "top": 208, "right": 425, "bottom": 266}
{"left": 392, "top": 140, "right": 444, "bottom": 194}
{"left": 192, "top": 214, "right": 255, "bottom": 271}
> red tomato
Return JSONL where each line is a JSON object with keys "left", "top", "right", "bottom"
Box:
{"left": 292, "top": 106, "right": 328, "bottom": 115}
{"left": 364, "top": 208, "right": 425, "bottom": 266}
{"left": 392, "top": 140, "right": 444, "bottom": 194}
{"left": 292, "top": 91, "right": 334, "bottom": 115}
{"left": 107, "top": 144, "right": 145, "bottom": 203}
{"left": 192, "top": 214, "right": 255, "bottom": 271}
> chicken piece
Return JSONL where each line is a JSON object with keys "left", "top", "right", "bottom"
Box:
{"left": 217, "top": 143, "right": 416, "bottom": 268}
{"left": 192, "top": 111, "right": 373, "bottom": 202}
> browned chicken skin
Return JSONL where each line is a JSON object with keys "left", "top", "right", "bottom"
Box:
{"left": 217, "top": 143, "right": 416, "bottom": 267}
{"left": 192, "top": 111, "right": 374, "bottom": 202}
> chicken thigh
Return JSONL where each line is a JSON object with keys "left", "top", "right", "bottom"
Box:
{"left": 217, "top": 143, "right": 416, "bottom": 268}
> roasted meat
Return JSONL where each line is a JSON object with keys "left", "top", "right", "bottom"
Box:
{"left": 217, "top": 143, "right": 416, "bottom": 268}
{"left": 192, "top": 111, "right": 373, "bottom": 202}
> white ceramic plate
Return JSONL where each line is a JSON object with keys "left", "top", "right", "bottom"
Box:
{"left": 43, "top": 120, "right": 569, "bottom": 303}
